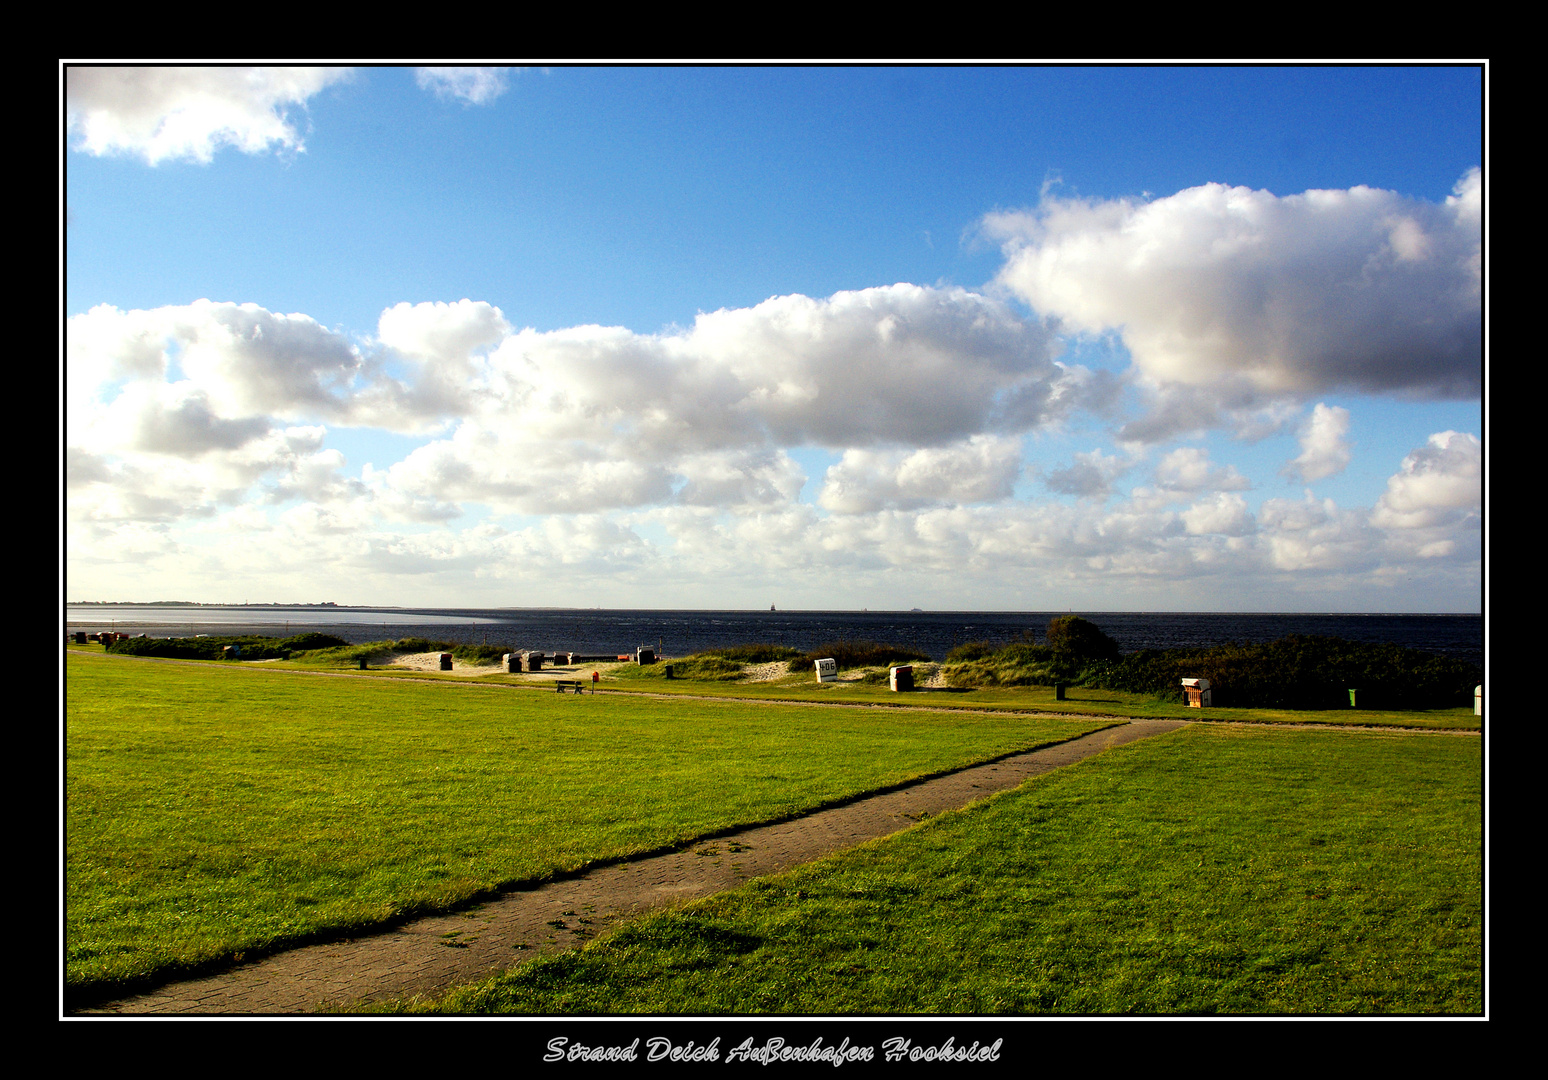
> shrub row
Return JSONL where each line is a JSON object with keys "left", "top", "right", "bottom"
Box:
{"left": 104, "top": 634, "right": 519, "bottom": 666}
{"left": 944, "top": 630, "right": 1481, "bottom": 710}
{"left": 104, "top": 632, "right": 352, "bottom": 661}
{"left": 1090, "top": 636, "right": 1481, "bottom": 709}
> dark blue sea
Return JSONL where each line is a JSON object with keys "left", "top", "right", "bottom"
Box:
{"left": 66, "top": 606, "right": 1484, "bottom": 667}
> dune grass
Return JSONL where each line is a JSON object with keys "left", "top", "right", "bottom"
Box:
{"left": 64, "top": 650, "right": 1107, "bottom": 1001}
{"left": 418, "top": 724, "right": 1482, "bottom": 1015}
{"left": 555, "top": 665, "right": 1480, "bottom": 730}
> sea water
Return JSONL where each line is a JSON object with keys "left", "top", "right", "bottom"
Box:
{"left": 66, "top": 606, "right": 1483, "bottom": 666}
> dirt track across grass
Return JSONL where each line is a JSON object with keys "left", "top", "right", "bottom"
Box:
{"left": 76, "top": 719, "right": 1186, "bottom": 1015}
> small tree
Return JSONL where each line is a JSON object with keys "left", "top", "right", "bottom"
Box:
{"left": 1045, "top": 616, "right": 1121, "bottom": 663}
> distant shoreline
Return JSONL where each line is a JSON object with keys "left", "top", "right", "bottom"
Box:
{"left": 64, "top": 602, "right": 1482, "bottom": 616}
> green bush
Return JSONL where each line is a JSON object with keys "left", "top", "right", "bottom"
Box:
{"left": 1045, "top": 615, "right": 1121, "bottom": 663}
{"left": 105, "top": 635, "right": 293, "bottom": 661}
{"left": 278, "top": 632, "right": 351, "bottom": 651}
{"left": 450, "top": 643, "right": 511, "bottom": 664}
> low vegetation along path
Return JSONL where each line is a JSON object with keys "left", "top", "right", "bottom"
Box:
{"left": 85, "top": 719, "right": 1186, "bottom": 1015}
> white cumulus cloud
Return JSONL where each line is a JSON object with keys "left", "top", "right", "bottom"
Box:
{"left": 1258, "top": 493, "right": 1376, "bottom": 573}
{"left": 1284, "top": 403, "right": 1352, "bottom": 482}
{"left": 68, "top": 287, "right": 1071, "bottom": 518}
{"left": 1182, "top": 492, "right": 1255, "bottom": 536}
{"left": 985, "top": 170, "right": 1482, "bottom": 432}
{"left": 817, "top": 436, "right": 1023, "bottom": 514}
{"left": 377, "top": 299, "right": 511, "bottom": 364}
{"left": 1043, "top": 448, "right": 1132, "bottom": 498}
{"left": 1371, "top": 431, "right": 1481, "bottom": 530}
{"left": 414, "top": 67, "right": 511, "bottom": 106}
{"left": 66, "top": 67, "right": 351, "bottom": 164}
{"left": 68, "top": 300, "right": 364, "bottom": 436}
{"left": 1154, "top": 447, "right": 1250, "bottom": 495}
{"left": 675, "top": 450, "right": 808, "bottom": 508}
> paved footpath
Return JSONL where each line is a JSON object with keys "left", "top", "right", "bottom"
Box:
{"left": 79, "top": 718, "right": 1186, "bottom": 1015}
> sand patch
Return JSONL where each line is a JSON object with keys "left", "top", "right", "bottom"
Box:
{"left": 385, "top": 652, "right": 631, "bottom": 681}
{"left": 386, "top": 652, "right": 497, "bottom": 677}
{"left": 740, "top": 661, "right": 792, "bottom": 683}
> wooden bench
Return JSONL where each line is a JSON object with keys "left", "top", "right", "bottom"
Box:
{"left": 554, "top": 679, "right": 586, "bottom": 694}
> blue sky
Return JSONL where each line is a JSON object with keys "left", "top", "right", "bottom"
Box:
{"left": 64, "top": 65, "right": 1485, "bottom": 611}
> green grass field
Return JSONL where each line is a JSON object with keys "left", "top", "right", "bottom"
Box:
{"left": 64, "top": 650, "right": 1108, "bottom": 1001}
{"left": 421, "top": 724, "right": 1483, "bottom": 1015}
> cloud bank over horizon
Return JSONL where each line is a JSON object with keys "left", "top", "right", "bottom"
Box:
{"left": 67, "top": 258, "right": 1482, "bottom": 609}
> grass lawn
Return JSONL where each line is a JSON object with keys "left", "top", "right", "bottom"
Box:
{"left": 418, "top": 724, "right": 1483, "bottom": 1015}
{"left": 64, "top": 650, "right": 1108, "bottom": 1001}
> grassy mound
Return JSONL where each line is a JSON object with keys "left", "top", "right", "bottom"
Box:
{"left": 694, "top": 644, "right": 803, "bottom": 664}
{"left": 943, "top": 641, "right": 1064, "bottom": 687}
{"left": 295, "top": 638, "right": 511, "bottom": 666}
{"left": 614, "top": 655, "right": 750, "bottom": 681}
{"left": 786, "top": 640, "right": 932, "bottom": 674}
